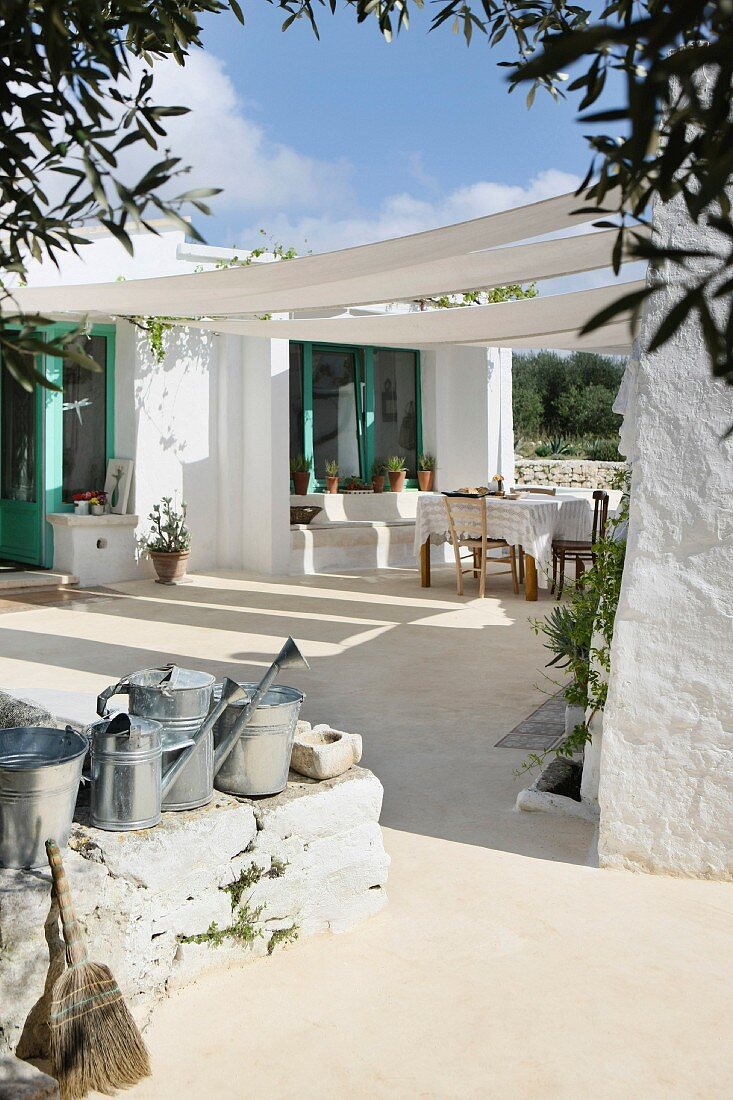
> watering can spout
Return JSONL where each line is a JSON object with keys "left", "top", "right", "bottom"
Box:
{"left": 278, "top": 637, "right": 310, "bottom": 673}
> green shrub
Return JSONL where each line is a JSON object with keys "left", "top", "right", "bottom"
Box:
{"left": 586, "top": 438, "right": 622, "bottom": 462}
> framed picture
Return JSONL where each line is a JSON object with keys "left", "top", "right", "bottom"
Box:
{"left": 104, "top": 459, "right": 133, "bottom": 515}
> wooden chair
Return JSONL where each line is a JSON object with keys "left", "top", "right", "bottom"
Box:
{"left": 443, "top": 497, "right": 519, "bottom": 598}
{"left": 517, "top": 487, "right": 557, "bottom": 582}
{"left": 551, "top": 490, "right": 609, "bottom": 599}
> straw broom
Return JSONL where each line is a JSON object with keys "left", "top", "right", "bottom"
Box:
{"left": 46, "top": 839, "right": 151, "bottom": 1099}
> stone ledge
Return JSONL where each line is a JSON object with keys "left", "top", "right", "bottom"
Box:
{"left": 0, "top": 767, "right": 389, "bottom": 1058}
{"left": 47, "top": 513, "right": 139, "bottom": 527}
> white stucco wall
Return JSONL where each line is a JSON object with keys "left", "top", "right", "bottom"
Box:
{"left": 598, "top": 185, "right": 733, "bottom": 877}
{"left": 420, "top": 345, "right": 513, "bottom": 490}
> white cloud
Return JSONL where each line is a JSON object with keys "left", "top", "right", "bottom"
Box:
{"left": 233, "top": 168, "right": 583, "bottom": 253}
{"left": 145, "top": 52, "right": 352, "bottom": 216}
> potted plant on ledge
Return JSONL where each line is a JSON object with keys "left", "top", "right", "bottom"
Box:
{"left": 371, "top": 459, "right": 386, "bottom": 494}
{"left": 290, "top": 455, "right": 312, "bottom": 496}
{"left": 386, "top": 456, "right": 407, "bottom": 493}
{"left": 325, "top": 460, "right": 339, "bottom": 494}
{"left": 140, "top": 497, "right": 191, "bottom": 585}
{"left": 417, "top": 454, "right": 436, "bottom": 492}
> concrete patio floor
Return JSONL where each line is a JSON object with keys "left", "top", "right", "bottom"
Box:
{"left": 1, "top": 565, "right": 731, "bottom": 1097}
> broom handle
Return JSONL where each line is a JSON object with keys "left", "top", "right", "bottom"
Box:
{"left": 46, "top": 840, "right": 89, "bottom": 967}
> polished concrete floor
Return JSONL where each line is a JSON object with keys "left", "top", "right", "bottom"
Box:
{"left": 1, "top": 565, "right": 730, "bottom": 1098}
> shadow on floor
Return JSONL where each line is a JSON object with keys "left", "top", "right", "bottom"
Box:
{"left": 0, "top": 567, "right": 591, "bottom": 866}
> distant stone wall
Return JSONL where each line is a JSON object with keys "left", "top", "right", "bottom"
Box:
{"left": 514, "top": 458, "right": 625, "bottom": 490}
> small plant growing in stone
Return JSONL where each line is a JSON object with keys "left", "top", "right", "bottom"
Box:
{"left": 267, "top": 925, "right": 299, "bottom": 955}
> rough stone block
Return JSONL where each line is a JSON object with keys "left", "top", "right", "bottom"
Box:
{"left": 0, "top": 1056, "right": 59, "bottom": 1099}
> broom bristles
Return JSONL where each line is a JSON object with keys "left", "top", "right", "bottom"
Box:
{"left": 50, "top": 960, "right": 151, "bottom": 1100}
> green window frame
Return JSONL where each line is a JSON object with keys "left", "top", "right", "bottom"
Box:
{"left": 291, "top": 341, "right": 422, "bottom": 491}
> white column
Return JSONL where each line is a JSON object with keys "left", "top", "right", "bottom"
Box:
{"left": 420, "top": 345, "right": 512, "bottom": 489}
{"left": 236, "top": 336, "right": 291, "bottom": 575}
{"left": 598, "top": 191, "right": 733, "bottom": 876}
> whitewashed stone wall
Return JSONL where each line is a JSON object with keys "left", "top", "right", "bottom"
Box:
{"left": 0, "top": 769, "right": 389, "bottom": 1056}
{"left": 515, "top": 458, "right": 625, "bottom": 489}
{"left": 598, "top": 132, "right": 733, "bottom": 875}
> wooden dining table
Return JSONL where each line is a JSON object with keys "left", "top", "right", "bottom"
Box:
{"left": 413, "top": 493, "right": 593, "bottom": 600}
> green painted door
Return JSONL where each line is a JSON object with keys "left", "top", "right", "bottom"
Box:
{"left": 0, "top": 355, "right": 44, "bottom": 565}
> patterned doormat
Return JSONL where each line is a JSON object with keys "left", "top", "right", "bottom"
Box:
{"left": 494, "top": 690, "right": 568, "bottom": 751}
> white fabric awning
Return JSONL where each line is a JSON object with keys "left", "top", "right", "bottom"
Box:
{"left": 177, "top": 282, "right": 642, "bottom": 352}
{"left": 6, "top": 187, "right": 640, "bottom": 354}
{"left": 7, "top": 191, "right": 631, "bottom": 319}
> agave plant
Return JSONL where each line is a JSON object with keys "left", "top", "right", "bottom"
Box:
{"left": 386, "top": 455, "right": 406, "bottom": 471}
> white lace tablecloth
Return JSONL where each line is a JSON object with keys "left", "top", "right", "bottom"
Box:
{"left": 414, "top": 494, "right": 593, "bottom": 587}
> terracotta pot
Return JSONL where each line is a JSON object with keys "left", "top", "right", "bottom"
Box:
{"left": 150, "top": 551, "right": 190, "bottom": 585}
{"left": 388, "top": 470, "right": 406, "bottom": 493}
{"left": 417, "top": 470, "right": 434, "bottom": 492}
{"left": 372, "top": 475, "right": 385, "bottom": 494}
{"left": 326, "top": 476, "right": 339, "bottom": 494}
{"left": 292, "top": 471, "right": 310, "bottom": 495}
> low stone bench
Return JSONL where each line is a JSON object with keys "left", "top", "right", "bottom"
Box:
{"left": 291, "top": 519, "right": 417, "bottom": 572}
{"left": 0, "top": 767, "right": 389, "bottom": 1058}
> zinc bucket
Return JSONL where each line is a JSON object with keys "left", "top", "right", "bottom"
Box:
{"left": 0, "top": 726, "right": 87, "bottom": 869}
{"left": 213, "top": 684, "right": 304, "bottom": 798}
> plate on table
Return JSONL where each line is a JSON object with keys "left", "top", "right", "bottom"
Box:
{"left": 442, "top": 488, "right": 496, "bottom": 499}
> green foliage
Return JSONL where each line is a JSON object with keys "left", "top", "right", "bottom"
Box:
{"left": 418, "top": 453, "right": 436, "bottom": 471}
{"left": 325, "top": 459, "right": 339, "bottom": 477}
{"left": 140, "top": 497, "right": 191, "bottom": 554}
{"left": 586, "top": 438, "right": 622, "bottom": 462}
{"left": 424, "top": 283, "right": 538, "bottom": 310}
{"left": 290, "top": 454, "right": 312, "bottom": 474}
{"left": 526, "top": 469, "right": 630, "bottom": 771}
{"left": 371, "top": 458, "right": 386, "bottom": 477}
{"left": 223, "top": 862, "right": 265, "bottom": 910}
{"left": 267, "top": 925, "right": 299, "bottom": 955}
{"left": 177, "top": 902, "right": 265, "bottom": 948}
{"left": 513, "top": 352, "right": 625, "bottom": 441}
{"left": 386, "top": 455, "right": 406, "bottom": 471}
{"left": 1, "top": 0, "right": 244, "bottom": 388}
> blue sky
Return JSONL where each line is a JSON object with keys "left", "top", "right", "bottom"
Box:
{"left": 152, "top": 5, "right": 600, "bottom": 254}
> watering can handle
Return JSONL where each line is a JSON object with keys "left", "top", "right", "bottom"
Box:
{"left": 96, "top": 678, "right": 130, "bottom": 717}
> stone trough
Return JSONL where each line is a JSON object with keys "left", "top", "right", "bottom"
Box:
{"left": 0, "top": 693, "right": 389, "bottom": 1058}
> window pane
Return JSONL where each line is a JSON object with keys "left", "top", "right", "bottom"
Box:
{"left": 1, "top": 355, "right": 36, "bottom": 502}
{"left": 373, "top": 350, "right": 418, "bottom": 477}
{"left": 312, "top": 349, "right": 360, "bottom": 479}
{"left": 289, "top": 343, "right": 304, "bottom": 462}
{"left": 62, "top": 335, "right": 107, "bottom": 502}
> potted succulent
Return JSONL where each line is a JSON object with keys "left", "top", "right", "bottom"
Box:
{"left": 140, "top": 497, "right": 191, "bottom": 585}
{"left": 371, "top": 459, "right": 385, "bottom": 494}
{"left": 342, "top": 476, "right": 372, "bottom": 493}
{"left": 417, "top": 454, "right": 436, "bottom": 492}
{"left": 386, "top": 456, "right": 407, "bottom": 493}
{"left": 325, "top": 460, "right": 339, "bottom": 494}
{"left": 72, "top": 491, "right": 92, "bottom": 515}
{"left": 90, "top": 491, "right": 107, "bottom": 516}
{"left": 290, "top": 454, "right": 312, "bottom": 496}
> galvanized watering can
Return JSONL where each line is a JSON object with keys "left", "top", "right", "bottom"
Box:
{"left": 0, "top": 725, "right": 87, "bottom": 868}
{"left": 92, "top": 638, "right": 309, "bottom": 827}
{"left": 97, "top": 665, "right": 217, "bottom": 810}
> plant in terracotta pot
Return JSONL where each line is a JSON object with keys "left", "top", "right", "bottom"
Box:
{"left": 290, "top": 454, "right": 312, "bottom": 495}
{"left": 324, "top": 459, "right": 339, "bottom": 494}
{"left": 417, "top": 454, "right": 436, "bottom": 492}
{"left": 140, "top": 497, "right": 191, "bottom": 585}
{"left": 371, "top": 459, "right": 386, "bottom": 494}
{"left": 386, "top": 455, "right": 407, "bottom": 493}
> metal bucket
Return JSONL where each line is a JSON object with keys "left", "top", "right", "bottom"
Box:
{"left": 98, "top": 667, "right": 215, "bottom": 811}
{"left": 213, "top": 684, "right": 304, "bottom": 798}
{"left": 0, "top": 726, "right": 87, "bottom": 869}
{"left": 89, "top": 715, "right": 163, "bottom": 831}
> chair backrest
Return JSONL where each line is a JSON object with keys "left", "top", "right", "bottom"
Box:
{"left": 443, "top": 496, "right": 487, "bottom": 543}
{"left": 523, "top": 486, "right": 557, "bottom": 496}
{"left": 592, "top": 490, "right": 610, "bottom": 542}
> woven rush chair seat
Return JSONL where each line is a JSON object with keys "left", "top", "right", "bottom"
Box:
{"left": 443, "top": 496, "right": 519, "bottom": 598}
